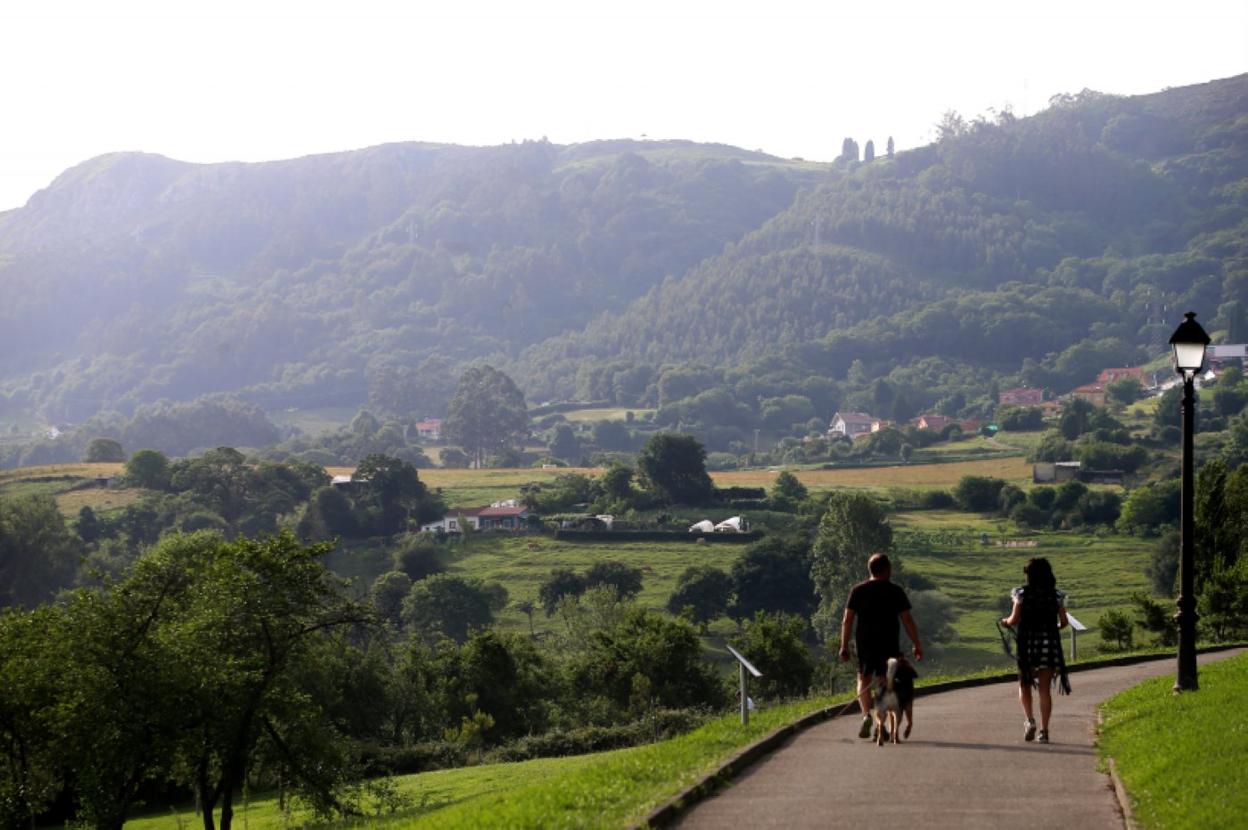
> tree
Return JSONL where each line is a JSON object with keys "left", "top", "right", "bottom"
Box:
{"left": 354, "top": 454, "right": 442, "bottom": 535}
{"left": 1058, "top": 397, "right": 1095, "bottom": 439}
{"left": 863, "top": 140, "right": 875, "bottom": 162}
{"left": 539, "top": 567, "right": 587, "bottom": 616}
{"left": 636, "top": 433, "right": 713, "bottom": 505}
{"left": 84, "top": 437, "right": 125, "bottom": 462}
{"left": 584, "top": 561, "right": 644, "bottom": 601}
{"left": 0, "top": 607, "right": 64, "bottom": 827}
{"left": 886, "top": 136, "right": 895, "bottom": 158}
{"left": 666, "top": 566, "right": 732, "bottom": 624}
{"left": 730, "top": 612, "right": 814, "bottom": 700}
{"left": 403, "top": 574, "right": 507, "bottom": 642}
{"left": 370, "top": 570, "right": 413, "bottom": 626}
{"left": 730, "top": 536, "right": 818, "bottom": 621}
{"left": 443, "top": 365, "right": 529, "bottom": 468}
{"left": 1098, "top": 609, "right": 1134, "bottom": 651}
{"left": 839, "top": 137, "right": 860, "bottom": 162}
{"left": 810, "top": 492, "right": 893, "bottom": 640}
{"left": 769, "top": 470, "right": 809, "bottom": 511}
{"left": 548, "top": 424, "right": 581, "bottom": 461}
{"left": 954, "top": 476, "right": 1007, "bottom": 512}
{"left": 123, "top": 448, "right": 171, "bottom": 490}
{"left": 0, "top": 495, "right": 82, "bottom": 608}
{"left": 567, "top": 607, "right": 725, "bottom": 715}
{"left": 1106, "top": 377, "right": 1143, "bottom": 408}
{"left": 597, "top": 462, "right": 635, "bottom": 504}
{"left": 395, "top": 535, "right": 446, "bottom": 581}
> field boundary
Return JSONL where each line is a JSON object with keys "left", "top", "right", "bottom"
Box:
{"left": 639, "top": 644, "right": 1247, "bottom": 828}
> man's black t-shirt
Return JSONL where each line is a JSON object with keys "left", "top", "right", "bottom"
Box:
{"left": 847, "top": 578, "right": 911, "bottom": 659}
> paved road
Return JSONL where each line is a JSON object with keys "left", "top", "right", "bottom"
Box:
{"left": 677, "top": 650, "right": 1243, "bottom": 829}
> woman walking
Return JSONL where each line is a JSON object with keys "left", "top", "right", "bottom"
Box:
{"left": 1001, "top": 557, "right": 1071, "bottom": 743}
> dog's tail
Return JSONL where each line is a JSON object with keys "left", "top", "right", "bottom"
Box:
{"left": 885, "top": 656, "right": 899, "bottom": 689}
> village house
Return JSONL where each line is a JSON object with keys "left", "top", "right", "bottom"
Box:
{"left": 998, "top": 387, "right": 1046, "bottom": 406}
{"left": 828, "top": 411, "right": 883, "bottom": 440}
{"left": 912, "top": 413, "right": 982, "bottom": 434}
{"left": 420, "top": 507, "right": 485, "bottom": 533}
{"left": 414, "top": 419, "right": 443, "bottom": 441}
{"left": 420, "top": 503, "right": 533, "bottom": 533}
{"left": 1070, "top": 383, "right": 1108, "bottom": 407}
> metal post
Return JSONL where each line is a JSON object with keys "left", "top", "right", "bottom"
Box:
{"left": 1175, "top": 372, "right": 1199, "bottom": 691}
{"left": 739, "top": 662, "right": 749, "bottom": 726}
{"left": 1070, "top": 627, "right": 1076, "bottom": 662}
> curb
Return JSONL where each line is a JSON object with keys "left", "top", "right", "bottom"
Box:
{"left": 639, "top": 644, "right": 1246, "bottom": 828}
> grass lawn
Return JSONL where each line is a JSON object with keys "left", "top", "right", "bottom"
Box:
{"left": 1099, "top": 651, "right": 1248, "bottom": 829}
{"left": 126, "top": 693, "right": 847, "bottom": 829}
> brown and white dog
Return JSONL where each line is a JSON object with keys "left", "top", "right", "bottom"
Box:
{"left": 873, "top": 657, "right": 917, "bottom": 746}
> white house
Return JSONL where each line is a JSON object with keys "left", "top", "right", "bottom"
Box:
{"left": 420, "top": 507, "right": 485, "bottom": 533}
{"left": 714, "top": 516, "right": 748, "bottom": 533}
{"left": 689, "top": 519, "right": 715, "bottom": 533}
{"left": 828, "top": 411, "right": 881, "bottom": 440}
{"left": 415, "top": 419, "right": 443, "bottom": 441}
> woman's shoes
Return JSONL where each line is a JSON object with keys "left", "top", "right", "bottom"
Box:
{"left": 1037, "top": 729, "right": 1049, "bottom": 744}
{"left": 1023, "top": 718, "right": 1037, "bottom": 742}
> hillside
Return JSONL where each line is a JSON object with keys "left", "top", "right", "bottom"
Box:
{"left": 1, "top": 75, "right": 1245, "bottom": 436}
{"left": 0, "top": 140, "right": 823, "bottom": 421}
{"left": 517, "top": 75, "right": 1248, "bottom": 403}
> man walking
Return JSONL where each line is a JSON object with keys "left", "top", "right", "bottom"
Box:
{"left": 838, "top": 553, "right": 922, "bottom": 739}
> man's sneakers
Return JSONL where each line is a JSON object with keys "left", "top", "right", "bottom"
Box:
{"left": 1023, "top": 718, "right": 1037, "bottom": 742}
{"left": 1037, "top": 729, "right": 1049, "bottom": 744}
{"left": 859, "top": 715, "right": 873, "bottom": 739}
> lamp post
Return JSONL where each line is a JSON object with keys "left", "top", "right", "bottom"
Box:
{"left": 1168, "top": 311, "right": 1210, "bottom": 692}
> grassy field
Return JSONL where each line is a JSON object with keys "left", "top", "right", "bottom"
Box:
{"left": 328, "top": 466, "right": 600, "bottom": 508}
{"left": 0, "top": 462, "right": 138, "bottom": 517}
{"left": 559, "top": 407, "right": 656, "bottom": 423}
{"left": 713, "top": 456, "right": 1033, "bottom": 492}
{"left": 126, "top": 691, "right": 847, "bottom": 829}
{"left": 893, "top": 510, "right": 1152, "bottom": 671}
{"left": 268, "top": 405, "right": 360, "bottom": 435}
{"left": 1099, "top": 651, "right": 1248, "bottom": 829}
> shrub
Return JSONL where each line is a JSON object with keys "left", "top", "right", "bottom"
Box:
{"left": 1098, "top": 609, "right": 1135, "bottom": 651}
{"left": 954, "top": 476, "right": 1006, "bottom": 512}
{"left": 919, "top": 489, "right": 956, "bottom": 509}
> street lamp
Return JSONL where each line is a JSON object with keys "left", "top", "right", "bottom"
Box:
{"left": 1168, "top": 311, "right": 1210, "bottom": 692}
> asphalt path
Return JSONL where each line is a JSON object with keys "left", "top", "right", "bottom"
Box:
{"left": 676, "top": 649, "right": 1244, "bottom": 829}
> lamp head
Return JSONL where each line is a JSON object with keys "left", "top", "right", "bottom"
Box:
{"left": 1169, "top": 312, "right": 1211, "bottom": 376}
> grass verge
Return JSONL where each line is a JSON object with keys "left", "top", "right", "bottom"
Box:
{"left": 1098, "top": 651, "right": 1248, "bottom": 829}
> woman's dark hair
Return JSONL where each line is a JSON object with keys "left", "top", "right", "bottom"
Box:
{"left": 1024, "top": 557, "right": 1056, "bottom": 591}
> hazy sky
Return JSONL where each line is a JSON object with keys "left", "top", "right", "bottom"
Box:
{"left": 1, "top": 0, "right": 1245, "bottom": 211}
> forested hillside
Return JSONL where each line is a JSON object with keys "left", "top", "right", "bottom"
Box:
{"left": 0, "top": 140, "right": 820, "bottom": 422}
{"left": 1, "top": 75, "right": 1245, "bottom": 438}
{"left": 518, "top": 76, "right": 1248, "bottom": 405}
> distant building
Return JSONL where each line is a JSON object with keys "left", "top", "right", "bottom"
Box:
{"left": 1033, "top": 462, "right": 1082, "bottom": 483}
{"left": 1070, "top": 384, "right": 1108, "bottom": 407}
{"left": 828, "top": 411, "right": 882, "bottom": 440}
{"left": 420, "top": 507, "right": 485, "bottom": 533}
{"left": 415, "top": 419, "right": 443, "bottom": 441}
{"left": 911, "top": 413, "right": 956, "bottom": 432}
{"left": 477, "top": 505, "right": 531, "bottom": 530}
{"left": 999, "top": 387, "right": 1046, "bottom": 406}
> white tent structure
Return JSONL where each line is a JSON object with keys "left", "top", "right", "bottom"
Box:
{"left": 714, "top": 516, "right": 747, "bottom": 533}
{"left": 689, "top": 519, "right": 715, "bottom": 533}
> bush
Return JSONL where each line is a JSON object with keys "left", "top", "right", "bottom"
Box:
{"left": 997, "top": 406, "right": 1045, "bottom": 431}
{"left": 1010, "top": 502, "right": 1050, "bottom": 529}
{"left": 919, "top": 489, "right": 956, "bottom": 509}
{"left": 1098, "top": 609, "right": 1135, "bottom": 651}
{"left": 395, "top": 536, "right": 447, "bottom": 581}
{"left": 487, "top": 710, "right": 705, "bottom": 762}
{"left": 954, "top": 476, "right": 1007, "bottom": 512}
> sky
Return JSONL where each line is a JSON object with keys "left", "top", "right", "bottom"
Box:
{"left": 0, "top": 0, "right": 1245, "bottom": 212}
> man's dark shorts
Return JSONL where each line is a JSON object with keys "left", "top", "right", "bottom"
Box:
{"left": 858, "top": 652, "right": 894, "bottom": 678}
